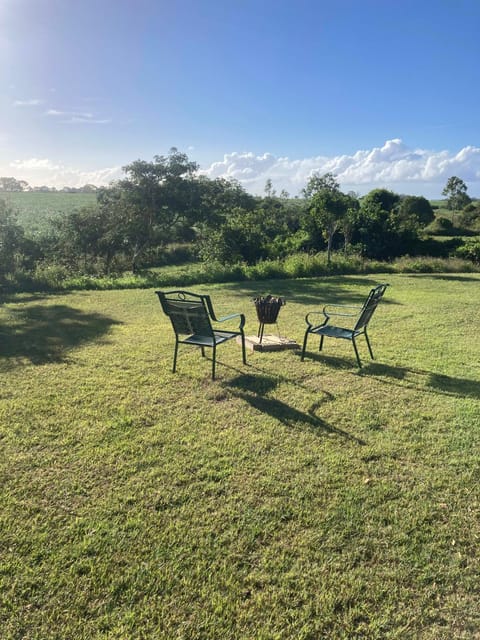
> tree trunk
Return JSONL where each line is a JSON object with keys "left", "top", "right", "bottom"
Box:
{"left": 327, "top": 234, "right": 333, "bottom": 264}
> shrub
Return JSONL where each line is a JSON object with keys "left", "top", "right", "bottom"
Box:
{"left": 426, "top": 216, "right": 454, "bottom": 235}
{"left": 393, "top": 255, "right": 476, "bottom": 273}
{"left": 455, "top": 239, "right": 480, "bottom": 263}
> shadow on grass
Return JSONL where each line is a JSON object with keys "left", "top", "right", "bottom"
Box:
{"left": 0, "top": 291, "right": 75, "bottom": 305}
{"left": 296, "top": 349, "right": 365, "bottom": 370}
{"left": 221, "top": 276, "right": 396, "bottom": 307}
{"left": 361, "top": 363, "right": 480, "bottom": 399}
{"left": 225, "top": 373, "right": 365, "bottom": 444}
{"left": 0, "top": 304, "right": 121, "bottom": 366}
{"left": 400, "top": 274, "right": 480, "bottom": 283}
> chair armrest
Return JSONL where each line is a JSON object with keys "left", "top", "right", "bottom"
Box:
{"left": 323, "top": 304, "right": 361, "bottom": 318}
{"left": 215, "top": 312, "right": 246, "bottom": 329}
{"left": 305, "top": 304, "right": 360, "bottom": 327}
{"left": 305, "top": 309, "right": 329, "bottom": 328}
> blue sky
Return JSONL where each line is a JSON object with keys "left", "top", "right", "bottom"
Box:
{"left": 1, "top": 0, "right": 479, "bottom": 197}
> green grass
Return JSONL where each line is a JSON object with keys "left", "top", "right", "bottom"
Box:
{"left": 1, "top": 274, "right": 479, "bottom": 638}
{"left": 2, "top": 192, "right": 97, "bottom": 235}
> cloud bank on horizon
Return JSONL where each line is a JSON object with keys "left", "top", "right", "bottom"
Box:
{"left": 5, "top": 139, "right": 480, "bottom": 198}
{"left": 203, "top": 140, "right": 480, "bottom": 198}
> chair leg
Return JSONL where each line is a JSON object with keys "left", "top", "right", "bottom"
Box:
{"left": 173, "top": 341, "right": 179, "bottom": 373}
{"left": 301, "top": 330, "right": 309, "bottom": 361}
{"left": 201, "top": 346, "right": 206, "bottom": 357}
{"left": 352, "top": 337, "right": 362, "bottom": 368}
{"left": 240, "top": 331, "right": 247, "bottom": 365}
{"left": 319, "top": 335, "right": 324, "bottom": 352}
{"left": 212, "top": 345, "right": 216, "bottom": 380}
{"left": 364, "top": 330, "right": 374, "bottom": 360}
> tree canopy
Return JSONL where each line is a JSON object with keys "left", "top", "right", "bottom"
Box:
{"left": 442, "top": 176, "right": 471, "bottom": 212}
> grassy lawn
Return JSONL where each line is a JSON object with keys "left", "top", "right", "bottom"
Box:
{"left": 1, "top": 274, "right": 479, "bottom": 639}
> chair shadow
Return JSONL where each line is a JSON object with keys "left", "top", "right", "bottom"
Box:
{"left": 361, "top": 362, "right": 480, "bottom": 399}
{"left": 225, "top": 373, "right": 365, "bottom": 444}
{"left": 0, "top": 304, "right": 122, "bottom": 366}
{"left": 294, "top": 349, "right": 360, "bottom": 370}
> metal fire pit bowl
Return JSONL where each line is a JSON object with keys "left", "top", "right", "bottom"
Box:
{"left": 253, "top": 294, "right": 286, "bottom": 343}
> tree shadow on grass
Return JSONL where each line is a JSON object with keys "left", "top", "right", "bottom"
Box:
{"left": 400, "top": 274, "right": 480, "bottom": 283}
{"left": 0, "top": 304, "right": 122, "bottom": 366}
{"left": 221, "top": 276, "right": 396, "bottom": 307}
{"left": 225, "top": 373, "right": 365, "bottom": 444}
{"left": 361, "top": 362, "right": 480, "bottom": 399}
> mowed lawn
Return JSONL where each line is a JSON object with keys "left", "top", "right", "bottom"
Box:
{"left": 1, "top": 275, "right": 479, "bottom": 639}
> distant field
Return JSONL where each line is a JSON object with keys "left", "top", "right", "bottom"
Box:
{"left": 1, "top": 192, "right": 97, "bottom": 235}
{"left": 0, "top": 192, "right": 471, "bottom": 239}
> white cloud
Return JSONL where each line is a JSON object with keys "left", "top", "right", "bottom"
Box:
{"left": 202, "top": 139, "right": 480, "bottom": 197}
{"left": 5, "top": 140, "right": 480, "bottom": 196}
{"left": 13, "top": 99, "right": 44, "bottom": 106}
{"left": 8, "top": 158, "right": 122, "bottom": 188}
{"left": 63, "top": 116, "right": 111, "bottom": 124}
{"left": 45, "top": 109, "right": 111, "bottom": 124}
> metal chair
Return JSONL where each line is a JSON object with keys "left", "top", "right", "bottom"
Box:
{"left": 156, "top": 290, "right": 246, "bottom": 379}
{"left": 301, "top": 284, "right": 389, "bottom": 367}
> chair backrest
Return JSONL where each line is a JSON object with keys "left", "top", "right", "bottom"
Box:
{"left": 156, "top": 290, "right": 214, "bottom": 338}
{"left": 354, "top": 284, "right": 389, "bottom": 331}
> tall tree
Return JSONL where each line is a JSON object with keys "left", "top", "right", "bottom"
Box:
{"left": 442, "top": 176, "right": 471, "bottom": 225}
{"left": 102, "top": 148, "right": 200, "bottom": 273}
{"left": 264, "top": 179, "right": 275, "bottom": 198}
{"left": 303, "top": 172, "right": 340, "bottom": 199}
{"left": 341, "top": 194, "right": 360, "bottom": 252}
{"left": 303, "top": 173, "right": 347, "bottom": 263}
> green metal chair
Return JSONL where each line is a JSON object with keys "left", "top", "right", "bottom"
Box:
{"left": 156, "top": 290, "right": 246, "bottom": 379}
{"left": 301, "top": 284, "right": 389, "bottom": 367}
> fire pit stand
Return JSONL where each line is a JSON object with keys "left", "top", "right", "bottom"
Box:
{"left": 237, "top": 294, "right": 299, "bottom": 352}
{"left": 253, "top": 295, "right": 285, "bottom": 344}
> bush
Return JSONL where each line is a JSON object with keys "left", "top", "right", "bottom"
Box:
{"left": 455, "top": 239, "right": 480, "bottom": 263}
{"left": 392, "top": 255, "right": 476, "bottom": 273}
{"left": 425, "top": 217, "right": 454, "bottom": 235}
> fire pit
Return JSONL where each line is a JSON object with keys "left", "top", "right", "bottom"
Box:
{"left": 253, "top": 294, "right": 285, "bottom": 344}
{"left": 253, "top": 295, "right": 286, "bottom": 343}
{"left": 237, "top": 293, "right": 299, "bottom": 352}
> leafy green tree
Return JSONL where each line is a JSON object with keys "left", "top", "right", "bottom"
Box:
{"left": 197, "top": 207, "right": 269, "bottom": 265}
{"left": 302, "top": 173, "right": 348, "bottom": 263}
{"left": 0, "top": 199, "right": 27, "bottom": 278}
{"left": 302, "top": 172, "right": 340, "bottom": 199}
{"left": 341, "top": 194, "right": 360, "bottom": 252}
{"left": 360, "top": 188, "right": 400, "bottom": 214}
{"left": 101, "top": 148, "right": 200, "bottom": 272}
{"left": 51, "top": 205, "right": 123, "bottom": 273}
{"left": 458, "top": 201, "right": 480, "bottom": 230}
{"left": 397, "top": 195, "right": 435, "bottom": 227}
{"left": 264, "top": 179, "right": 275, "bottom": 198}
{"left": 353, "top": 188, "right": 420, "bottom": 259}
{"left": 195, "top": 177, "right": 255, "bottom": 228}
{"left": 0, "top": 177, "right": 30, "bottom": 192}
{"left": 442, "top": 176, "right": 471, "bottom": 223}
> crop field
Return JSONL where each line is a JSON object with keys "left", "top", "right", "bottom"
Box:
{"left": 2, "top": 192, "right": 97, "bottom": 235}
{"left": 1, "top": 274, "right": 479, "bottom": 638}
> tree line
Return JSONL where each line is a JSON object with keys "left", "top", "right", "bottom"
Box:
{"left": 0, "top": 177, "right": 98, "bottom": 193}
{"left": 1, "top": 148, "right": 478, "bottom": 284}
